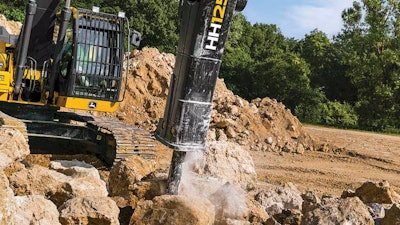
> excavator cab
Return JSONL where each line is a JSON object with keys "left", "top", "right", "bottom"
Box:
{"left": 55, "top": 8, "right": 126, "bottom": 111}
{"left": 59, "top": 9, "right": 124, "bottom": 103}
{"left": 0, "top": 0, "right": 130, "bottom": 112}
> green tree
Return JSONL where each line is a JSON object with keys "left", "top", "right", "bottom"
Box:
{"left": 337, "top": 0, "right": 400, "bottom": 130}
{"left": 220, "top": 13, "right": 254, "bottom": 94}
{"left": 300, "top": 29, "right": 356, "bottom": 103}
{"left": 221, "top": 19, "right": 325, "bottom": 112}
{"left": 111, "top": 0, "right": 180, "bottom": 53}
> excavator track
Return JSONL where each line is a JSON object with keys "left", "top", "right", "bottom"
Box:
{"left": 85, "top": 115, "right": 156, "bottom": 163}
{"left": 0, "top": 102, "right": 155, "bottom": 166}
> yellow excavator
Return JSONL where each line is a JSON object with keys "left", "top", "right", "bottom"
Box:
{"left": 0, "top": 0, "right": 247, "bottom": 193}
{"left": 0, "top": 0, "right": 153, "bottom": 165}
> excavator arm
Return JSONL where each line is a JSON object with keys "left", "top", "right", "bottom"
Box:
{"left": 157, "top": 0, "right": 247, "bottom": 194}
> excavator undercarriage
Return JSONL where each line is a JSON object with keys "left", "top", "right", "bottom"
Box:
{"left": 0, "top": 102, "right": 155, "bottom": 165}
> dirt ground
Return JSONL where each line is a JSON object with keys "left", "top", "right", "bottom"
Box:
{"left": 252, "top": 125, "right": 400, "bottom": 197}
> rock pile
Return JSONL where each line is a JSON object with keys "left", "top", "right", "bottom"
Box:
{"left": 251, "top": 180, "right": 400, "bottom": 225}
{"left": 0, "top": 14, "right": 21, "bottom": 35}
{"left": 108, "top": 47, "right": 319, "bottom": 153}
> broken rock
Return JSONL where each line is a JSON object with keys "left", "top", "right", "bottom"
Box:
{"left": 49, "top": 160, "right": 109, "bottom": 199}
{"left": 8, "top": 165, "right": 70, "bottom": 206}
{"left": 108, "top": 155, "right": 156, "bottom": 208}
{"left": 380, "top": 203, "right": 400, "bottom": 225}
{"left": 1, "top": 195, "right": 60, "bottom": 225}
{"left": 302, "top": 197, "right": 374, "bottom": 225}
{"left": 355, "top": 180, "right": 400, "bottom": 204}
{"left": 255, "top": 183, "right": 303, "bottom": 216}
{"left": 59, "top": 196, "right": 120, "bottom": 225}
{"left": 9, "top": 163, "right": 108, "bottom": 207}
{"left": 0, "top": 128, "right": 29, "bottom": 170}
{"left": 195, "top": 141, "right": 257, "bottom": 188}
{"left": 130, "top": 195, "right": 215, "bottom": 225}
{"left": 0, "top": 171, "right": 13, "bottom": 198}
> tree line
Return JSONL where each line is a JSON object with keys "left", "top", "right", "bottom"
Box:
{"left": 2, "top": 0, "right": 400, "bottom": 132}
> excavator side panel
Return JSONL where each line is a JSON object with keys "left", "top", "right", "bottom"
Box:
{"left": 56, "top": 96, "right": 119, "bottom": 112}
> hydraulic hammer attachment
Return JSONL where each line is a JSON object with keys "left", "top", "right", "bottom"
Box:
{"left": 156, "top": 0, "right": 247, "bottom": 194}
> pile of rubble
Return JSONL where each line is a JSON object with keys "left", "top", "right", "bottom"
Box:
{"left": 1, "top": 128, "right": 400, "bottom": 224}
{"left": 111, "top": 47, "right": 318, "bottom": 153}
{"left": 0, "top": 15, "right": 21, "bottom": 35}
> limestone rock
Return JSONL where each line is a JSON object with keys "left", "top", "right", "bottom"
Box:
{"left": 301, "top": 191, "right": 321, "bottom": 214}
{"left": 0, "top": 128, "right": 29, "bottom": 170}
{"left": 0, "top": 171, "right": 13, "bottom": 198}
{"left": 49, "top": 160, "right": 108, "bottom": 199}
{"left": 302, "top": 197, "right": 374, "bottom": 225}
{"left": 50, "top": 160, "right": 100, "bottom": 178}
{"left": 50, "top": 160, "right": 108, "bottom": 197}
{"left": 367, "top": 203, "right": 386, "bottom": 220}
{"left": 9, "top": 163, "right": 108, "bottom": 207}
{"left": 380, "top": 203, "right": 400, "bottom": 225}
{"left": 194, "top": 141, "right": 257, "bottom": 188}
{"left": 273, "top": 209, "right": 302, "bottom": 225}
{"left": 1, "top": 195, "right": 60, "bottom": 225}
{"left": 355, "top": 181, "right": 400, "bottom": 204}
{"left": 8, "top": 165, "right": 70, "bottom": 206}
{"left": 130, "top": 195, "right": 215, "bottom": 225}
{"left": 108, "top": 155, "right": 156, "bottom": 207}
{"left": 0, "top": 171, "right": 14, "bottom": 224}
{"left": 246, "top": 198, "right": 270, "bottom": 224}
{"left": 255, "top": 183, "right": 303, "bottom": 216}
{"left": 59, "top": 196, "right": 120, "bottom": 225}
{"left": 0, "top": 15, "right": 22, "bottom": 35}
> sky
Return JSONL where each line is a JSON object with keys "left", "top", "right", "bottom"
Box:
{"left": 242, "top": 0, "right": 354, "bottom": 39}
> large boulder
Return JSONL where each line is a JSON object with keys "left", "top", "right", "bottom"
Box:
{"left": 1, "top": 195, "right": 60, "bottom": 225}
{"left": 130, "top": 195, "right": 215, "bottom": 225}
{"left": 354, "top": 181, "right": 400, "bottom": 204}
{"left": 302, "top": 197, "right": 374, "bottom": 225}
{"left": 108, "top": 155, "right": 156, "bottom": 207}
{"left": 193, "top": 141, "right": 257, "bottom": 188}
{"left": 255, "top": 183, "right": 303, "bottom": 216}
{"left": 9, "top": 161, "right": 108, "bottom": 207}
{"left": 380, "top": 203, "right": 400, "bottom": 225}
{"left": 0, "top": 128, "right": 29, "bottom": 170}
{"left": 59, "top": 196, "right": 120, "bottom": 225}
{"left": 50, "top": 160, "right": 108, "bottom": 199}
{"left": 8, "top": 165, "right": 70, "bottom": 206}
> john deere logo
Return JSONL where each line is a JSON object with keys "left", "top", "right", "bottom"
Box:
{"left": 88, "top": 101, "right": 97, "bottom": 109}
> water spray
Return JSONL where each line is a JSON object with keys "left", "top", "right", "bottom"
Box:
{"left": 156, "top": 0, "right": 247, "bottom": 195}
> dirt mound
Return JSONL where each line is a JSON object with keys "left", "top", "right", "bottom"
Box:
{"left": 0, "top": 15, "right": 22, "bottom": 35}
{"left": 111, "top": 47, "right": 318, "bottom": 153}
